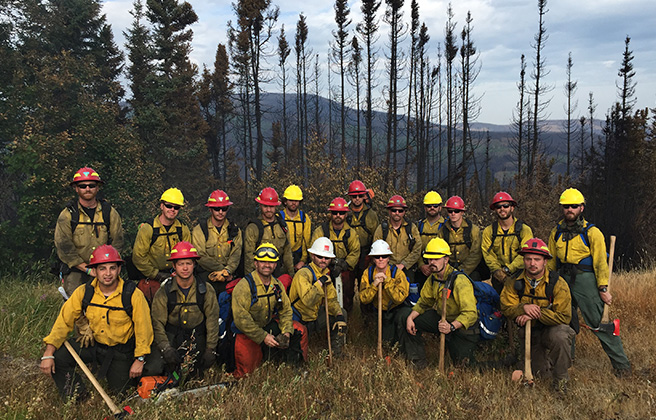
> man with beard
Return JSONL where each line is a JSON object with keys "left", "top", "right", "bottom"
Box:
{"left": 416, "top": 191, "right": 445, "bottom": 290}
{"left": 438, "top": 196, "right": 484, "bottom": 280}
{"left": 482, "top": 191, "right": 533, "bottom": 294}
{"left": 279, "top": 185, "right": 312, "bottom": 272}
{"left": 501, "top": 238, "right": 575, "bottom": 395}
{"left": 398, "top": 238, "right": 478, "bottom": 369}
{"left": 547, "top": 188, "right": 631, "bottom": 377}
{"left": 345, "top": 180, "right": 379, "bottom": 281}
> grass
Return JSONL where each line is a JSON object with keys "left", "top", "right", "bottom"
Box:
{"left": 0, "top": 268, "right": 655, "bottom": 419}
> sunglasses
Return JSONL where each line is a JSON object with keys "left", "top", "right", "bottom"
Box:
{"left": 562, "top": 204, "right": 580, "bottom": 209}
{"left": 372, "top": 255, "right": 389, "bottom": 260}
{"left": 331, "top": 211, "right": 347, "bottom": 216}
{"left": 76, "top": 183, "right": 97, "bottom": 189}
{"left": 352, "top": 194, "right": 366, "bottom": 198}
{"left": 163, "top": 203, "right": 181, "bottom": 210}
{"left": 255, "top": 247, "right": 279, "bottom": 260}
{"left": 211, "top": 207, "right": 229, "bottom": 212}
{"left": 495, "top": 204, "right": 511, "bottom": 210}
{"left": 447, "top": 209, "right": 463, "bottom": 214}
{"left": 315, "top": 255, "right": 331, "bottom": 261}
{"left": 425, "top": 204, "right": 441, "bottom": 209}
{"left": 390, "top": 208, "right": 405, "bottom": 213}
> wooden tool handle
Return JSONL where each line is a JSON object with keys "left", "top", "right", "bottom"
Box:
{"left": 324, "top": 285, "right": 332, "bottom": 367}
{"left": 524, "top": 320, "right": 533, "bottom": 382}
{"left": 377, "top": 282, "right": 383, "bottom": 358}
{"left": 438, "top": 287, "right": 449, "bottom": 373}
{"left": 64, "top": 340, "right": 122, "bottom": 415}
{"left": 602, "top": 235, "right": 616, "bottom": 323}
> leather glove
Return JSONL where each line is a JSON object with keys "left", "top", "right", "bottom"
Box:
{"left": 333, "top": 314, "right": 347, "bottom": 336}
{"left": 492, "top": 269, "right": 508, "bottom": 282}
{"left": 275, "top": 333, "right": 290, "bottom": 349}
{"left": 162, "top": 346, "right": 182, "bottom": 366}
{"left": 200, "top": 349, "right": 216, "bottom": 369}
{"left": 318, "top": 275, "right": 331, "bottom": 286}
{"left": 154, "top": 271, "right": 170, "bottom": 282}
{"left": 209, "top": 269, "right": 230, "bottom": 282}
{"left": 74, "top": 316, "right": 95, "bottom": 348}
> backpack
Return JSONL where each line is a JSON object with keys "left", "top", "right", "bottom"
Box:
{"left": 279, "top": 210, "right": 306, "bottom": 230}
{"left": 441, "top": 219, "right": 473, "bottom": 249}
{"left": 346, "top": 207, "right": 372, "bottom": 236}
{"left": 199, "top": 221, "right": 240, "bottom": 248}
{"left": 365, "top": 265, "right": 412, "bottom": 307}
{"left": 487, "top": 219, "right": 524, "bottom": 252}
{"left": 513, "top": 270, "right": 560, "bottom": 307}
{"left": 66, "top": 199, "right": 113, "bottom": 241}
{"left": 320, "top": 222, "right": 353, "bottom": 253}
{"left": 82, "top": 279, "right": 137, "bottom": 319}
{"left": 164, "top": 277, "right": 207, "bottom": 316}
{"left": 446, "top": 270, "right": 502, "bottom": 340}
{"left": 381, "top": 220, "right": 417, "bottom": 251}
{"left": 145, "top": 220, "right": 184, "bottom": 248}
{"left": 553, "top": 221, "right": 597, "bottom": 270}
{"left": 417, "top": 219, "right": 445, "bottom": 237}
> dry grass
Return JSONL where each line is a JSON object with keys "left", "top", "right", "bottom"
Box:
{"left": 1, "top": 270, "right": 655, "bottom": 419}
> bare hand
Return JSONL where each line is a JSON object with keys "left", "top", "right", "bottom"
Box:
{"left": 599, "top": 290, "right": 613, "bottom": 305}
{"left": 406, "top": 317, "right": 417, "bottom": 335}
{"left": 294, "top": 261, "right": 305, "bottom": 271}
{"left": 263, "top": 334, "right": 280, "bottom": 348}
{"left": 39, "top": 358, "right": 55, "bottom": 376}
{"left": 129, "top": 359, "right": 144, "bottom": 378}
{"left": 419, "top": 264, "right": 432, "bottom": 276}
{"left": 515, "top": 314, "right": 531, "bottom": 327}
{"left": 396, "top": 264, "right": 405, "bottom": 272}
{"left": 438, "top": 320, "right": 452, "bottom": 334}
{"left": 523, "top": 303, "right": 541, "bottom": 319}
{"left": 373, "top": 273, "right": 386, "bottom": 287}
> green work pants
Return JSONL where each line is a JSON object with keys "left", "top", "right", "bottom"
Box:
{"left": 565, "top": 270, "right": 630, "bottom": 371}
{"left": 397, "top": 306, "right": 479, "bottom": 366}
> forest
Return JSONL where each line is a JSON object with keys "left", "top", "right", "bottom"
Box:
{"left": 0, "top": 0, "right": 655, "bottom": 267}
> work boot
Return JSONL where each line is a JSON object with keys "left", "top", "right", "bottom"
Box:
{"left": 552, "top": 379, "right": 568, "bottom": 397}
{"left": 613, "top": 366, "right": 632, "bottom": 378}
{"left": 409, "top": 358, "right": 428, "bottom": 370}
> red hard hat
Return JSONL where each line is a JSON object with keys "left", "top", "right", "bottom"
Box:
{"left": 445, "top": 196, "right": 466, "bottom": 210}
{"left": 518, "top": 237, "right": 552, "bottom": 259}
{"left": 168, "top": 241, "right": 200, "bottom": 261}
{"left": 70, "top": 167, "right": 103, "bottom": 185}
{"left": 206, "top": 189, "right": 233, "bottom": 207}
{"left": 87, "top": 245, "right": 123, "bottom": 267}
{"left": 327, "top": 197, "right": 350, "bottom": 212}
{"left": 490, "top": 191, "right": 517, "bottom": 209}
{"left": 255, "top": 187, "right": 281, "bottom": 206}
{"left": 348, "top": 180, "right": 367, "bottom": 195}
{"left": 386, "top": 194, "right": 408, "bottom": 208}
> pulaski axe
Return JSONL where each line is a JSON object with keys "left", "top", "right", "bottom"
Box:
{"left": 582, "top": 235, "right": 620, "bottom": 336}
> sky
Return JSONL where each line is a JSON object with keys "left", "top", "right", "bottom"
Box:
{"left": 102, "top": 0, "right": 656, "bottom": 125}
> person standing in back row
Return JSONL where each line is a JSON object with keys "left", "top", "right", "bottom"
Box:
{"left": 416, "top": 191, "right": 445, "bottom": 289}
{"left": 279, "top": 184, "right": 312, "bottom": 272}
{"left": 345, "top": 180, "right": 379, "bottom": 282}
{"left": 547, "top": 188, "right": 631, "bottom": 377}
{"left": 438, "top": 196, "right": 484, "bottom": 281}
{"left": 482, "top": 191, "right": 533, "bottom": 294}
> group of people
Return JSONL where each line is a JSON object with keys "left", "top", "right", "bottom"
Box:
{"left": 39, "top": 167, "right": 631, "bottom": 401}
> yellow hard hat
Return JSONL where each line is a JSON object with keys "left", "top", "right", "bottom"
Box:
{"left": 254, "top": 243, "right": 280, "bottom": 262}
{"left": 283, "top": 184, "right": 303, "bottom": 201}
{"left": 423, "top": 237, "right": 451, "bottom": 259}
{"left": 559, "top": 188, "right": 585, "bottom": 205}
{"left": 160, "top": 188, "right": 185, "bottom": 206}
{"left": 423, "top": 191, "right": 443, "bottom": 205}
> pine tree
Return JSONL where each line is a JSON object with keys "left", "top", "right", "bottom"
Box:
{"left": 277, "top": 25, "right": 291, "bottom": 163}
{"left": 563, "top": 52, "right": 578, "bottom": 177}
{"left": 332, "top": 0, "right": 351, "bottom": 159}
{"left": 348, "top": 35, "right": 363, "bottom": 171}
{"left": 444, "top": 3, "right": 458, "bottom": 195}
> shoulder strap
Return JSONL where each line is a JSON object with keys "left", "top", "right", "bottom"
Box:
{"left": 391, "top": 265, "right": 398, "bottom": 278}
{"left": 278, "top": 210, "right": 286, "bottom": 221}
{"left": 405, "top": 223, "right": 416, "bottom": 250}
{"left": 418, "top": 219, "right": 425, "bottom": 234}
{"left": 249, "top": 219, "right": 265, "bottom": 246}
{"left": 321, "top": 221, "right": 330, "bottom": 239}
{"left": 275, "top": 212, "right": 288, "bottom": 233}
{"left": 442, "top": 222, "right": 451, "bottom": 246}
{"left": 368, "top": 266, "right": 374, "bottom": 281}
{"left": 81, "top": 282, "right": 95, "bottom": 313}
{"left": 121, "top": 280, "right": 136, "bottom": 318}
{"left": 546, "top": 270, "right": 559, "bottom": 303}
{"left": 244, "top": 274, "right": 258, "bottom": 306}
{"left": 487, "top": 221, "right": 499, "bottom": 252}
{"left": 514, "top": 219, "right": 524, "bottom": 243}
{"left": 581, "top": 223, "right": 594, "bottom": 247}
{"left": 464, "top": 219, "right": 473, "bottom": 248}
{"left": 300, "top": 210, "right": 306, "bottom": 223}
{"left": 381, "top": 220, "right": 389, "bottom": 241}
{"left": 165, "top": 279, "right": 177, "bottom": 314}
{"left": 200, "top": 221, "right": 210, "bottom": 241}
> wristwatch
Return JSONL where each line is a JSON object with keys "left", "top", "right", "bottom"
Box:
{"left": 502, "top": 266, "right": 510, "bottom": 274}
{"left": 598, "top": 286, "right": 608, "bottom": 293}
{"left": 449, "top": 323, "right": 456, "bottom": 333}
{"left": 136, "top": 356, "right": 145, "bottom": 363}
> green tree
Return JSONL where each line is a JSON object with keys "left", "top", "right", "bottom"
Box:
{"left": 332, "top": 0, "right": 351, "bottom": 159}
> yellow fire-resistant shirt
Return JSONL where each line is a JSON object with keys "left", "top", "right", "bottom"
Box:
{"left": 412, "top": 265, "right": 477, "bottom": 329}
{"left": 150, "top": 278, "right": 220, "bottom": 352}
{"left": 280, "top": 209, "right": 312, "bottom": 264}
{"left": 311, "top": 222, "right": 361, "bottom": 270}
{"left": 500, "top": 269, "right": 572, "bottom": 326}
{"left": 243, "top": 218, "right": 294, "bottom": 276}
{"left": 547, "top": 218, "right": 609, "bottom": 288}
{"left": 346, "top": 206, "right": 379, "bottom": 249}
{"left": 54, "top": 200, "right": 124, "bottom": 268}
{"left": 418, "top": 216, "right": 445, "bottom": 252}
{"left": 192, "top": 218, "right": 243, "bottom": 274}
{"left": 481, "top": 217, "right": 533, "bottom": 273}
{"left": 232, "top": 271, "right": 293, "bottom": 344}
{"left": 43, "top": 278, "right": 153, "bottom": 358}
{"left": 289, "top": 262, "right": 341, "bottom": 322}
{"left": 359, "top": 265, "right": 409, "bottom": 310}
{"left": 438, "top": 218, "right": 483, "bottom": 275}
{"left": 373, "top": 220, "right": 423, "bottom": 268}
{"left": 132, "top": 216, "right": 191, "bottom": 279}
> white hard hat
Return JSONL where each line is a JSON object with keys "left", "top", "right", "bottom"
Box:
{"left": 368, "top": 239, "right": 393, "bottom": 257}
{"left": 308, "top": 237, "right": 336, "bottom": 258}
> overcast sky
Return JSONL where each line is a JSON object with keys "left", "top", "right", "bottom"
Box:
{"left": 102, "top": 0, "right": 655, "bottom": 125}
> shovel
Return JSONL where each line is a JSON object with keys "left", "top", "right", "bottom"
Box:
{"left": 64, "top": 341, "right": 133, "bottom": 419}
{"left": 324, "top": 284, "right": 333, "bottom": 367}
{"left": 583, "top": 235, "right": 620, "bottom": 336}
{"left": 511, "top": 319, "right": 534, "bottom": 385}
{"left": 438, "top": 284, "right": 451, "bottom": 374}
